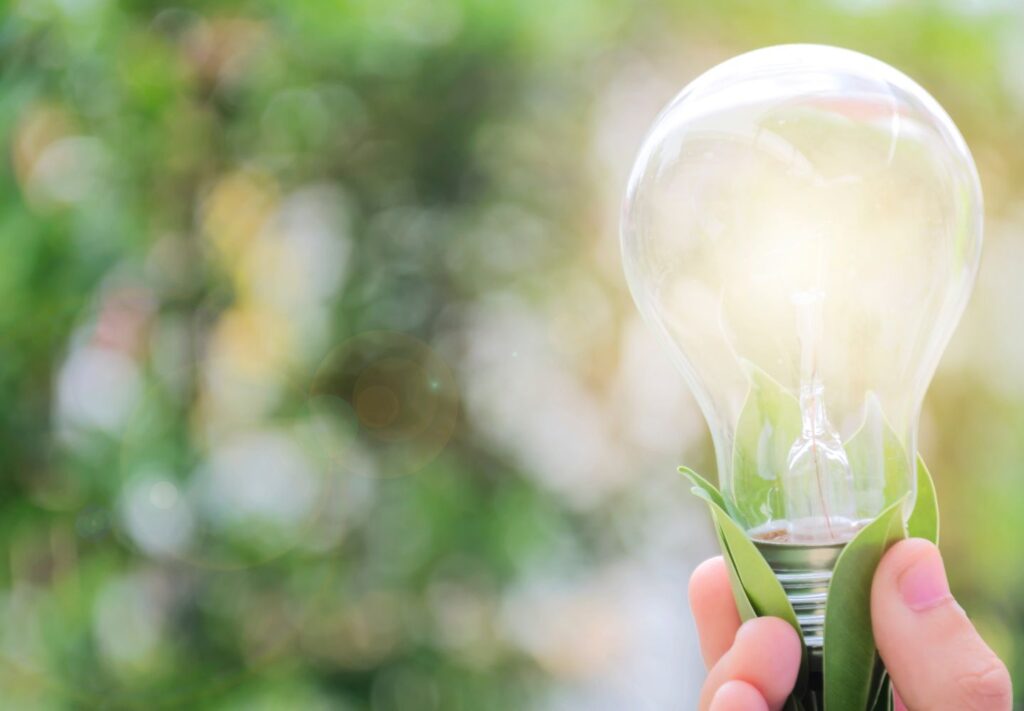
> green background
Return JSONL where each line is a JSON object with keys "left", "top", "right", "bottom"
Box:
{"left": 1, "top": 0, "right": 1021, "bottom": 708}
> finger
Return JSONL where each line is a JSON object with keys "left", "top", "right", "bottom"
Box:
{"left": 689, "top": 557, "right": 742, "bottom": 668}
{"left": 699, "top": 617, "right": 801, "bottom": 711}
{"left": 872, "top": 538, "right": 1012, "bottom": 711}
{"left": 710, "top": 680, "right": 769, "bottom": 711}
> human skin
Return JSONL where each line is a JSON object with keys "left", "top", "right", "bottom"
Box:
{"left": 689, "top": 538, "right": 1013, "bottom": 710}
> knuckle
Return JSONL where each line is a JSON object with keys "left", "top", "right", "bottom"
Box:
{"left": 956, "top": 658, "right": 1013, "bottom": 710}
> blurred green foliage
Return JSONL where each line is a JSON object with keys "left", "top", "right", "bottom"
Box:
{"left": 1, "top": 0, "right": 1022, "bottom": 708}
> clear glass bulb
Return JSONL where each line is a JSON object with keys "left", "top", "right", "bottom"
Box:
{"left": 621, "top": 45, "right": 982, "bottom": 545}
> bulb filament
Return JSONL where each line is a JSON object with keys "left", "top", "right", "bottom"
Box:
{"left": 784, "top": 290, "right": 857, "bottom": 543}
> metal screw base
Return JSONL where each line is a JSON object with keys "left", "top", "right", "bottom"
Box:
{"left": 753, "top": 539, "right": 846, "bottom": 667}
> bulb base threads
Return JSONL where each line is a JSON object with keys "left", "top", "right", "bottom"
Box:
{"left": 753, "top": 539, "right": 846, "bottom": 665}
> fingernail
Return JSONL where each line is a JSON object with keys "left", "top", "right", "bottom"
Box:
{"left": 898, "top": 545, "right": 952, "bottom": 611}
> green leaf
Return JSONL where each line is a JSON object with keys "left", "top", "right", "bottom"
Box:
{"left": 866, "top": 660, "right": 891, "bottom": 710}
{"left": 679, "top": 467, "right": 808, "bottom": 693}
{"left": 824, "top": 495, "right": 907, "bottom": 711}
{"left": 679, "top": 468, "right": 756, "bottom": 619}
{"left": 707, "top": 499, "right": 808, "bottom": 695}
{"left": 844, "top": 394, "right": 911, "bottom": 517}
{"left": 907, "top": 455, "right": 939, "bottom": 544}
{"left": 680, "top": 468, "right": 799, "bottom": 627}
{"left": 731, "top": 365, "right": 802, "bottom": 529}
{"left": 710, "top": 502, "right": 800, "bottom": 626}
{"left": 679, "top": 466, "right": 728, "bottom": 512}
{"left": 713, "top": 514, "right": 758, "bottom": 622}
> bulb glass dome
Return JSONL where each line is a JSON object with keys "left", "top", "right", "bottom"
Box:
{"left": 622, "top": 45, "right": 982, "bottom": 544}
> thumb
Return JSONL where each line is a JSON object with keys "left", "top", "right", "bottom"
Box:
{"left": 871, "top": 538, "right": 1012, "bottom": 710}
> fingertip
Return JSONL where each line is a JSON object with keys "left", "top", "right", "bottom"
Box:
{"left": 689, "top": 556, "right": 730, "bottom": 607}
{"left": 699, "top": 616, "right": 800, "bottom": 710}
{"left": 736, "top": 614, "right": 799, "bottom": 642}
{"left": 875, "top": 538, "right": 938, "bottom": 585}
{"left": 689, "top": 557, "right": 742, "bottom": 669}
{"left": 735, "top": 617, "right": 802, "bottom": 677}
{"left": 871, "top": 539, "right": 1013, "bottom": 710}
{"left": 874, "top": 538, "right": 952, "bottom": 621}
{"left": 710, "top": 680, "right": 769, "bottom": 711}
{"left": 728, "top": 617, "right": 801, "bottom": 707}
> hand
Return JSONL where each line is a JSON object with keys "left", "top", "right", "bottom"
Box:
{"left": 689, "top": 538, "right": 1012, "bottom": 710}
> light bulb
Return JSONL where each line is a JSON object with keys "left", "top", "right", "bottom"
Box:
{"left": 621, "top": 45, "right": 982, "bottom": 546}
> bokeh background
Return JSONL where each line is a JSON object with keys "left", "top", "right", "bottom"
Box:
{"left": 1, "top": 0, "right": 1023, "bottom": 708}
